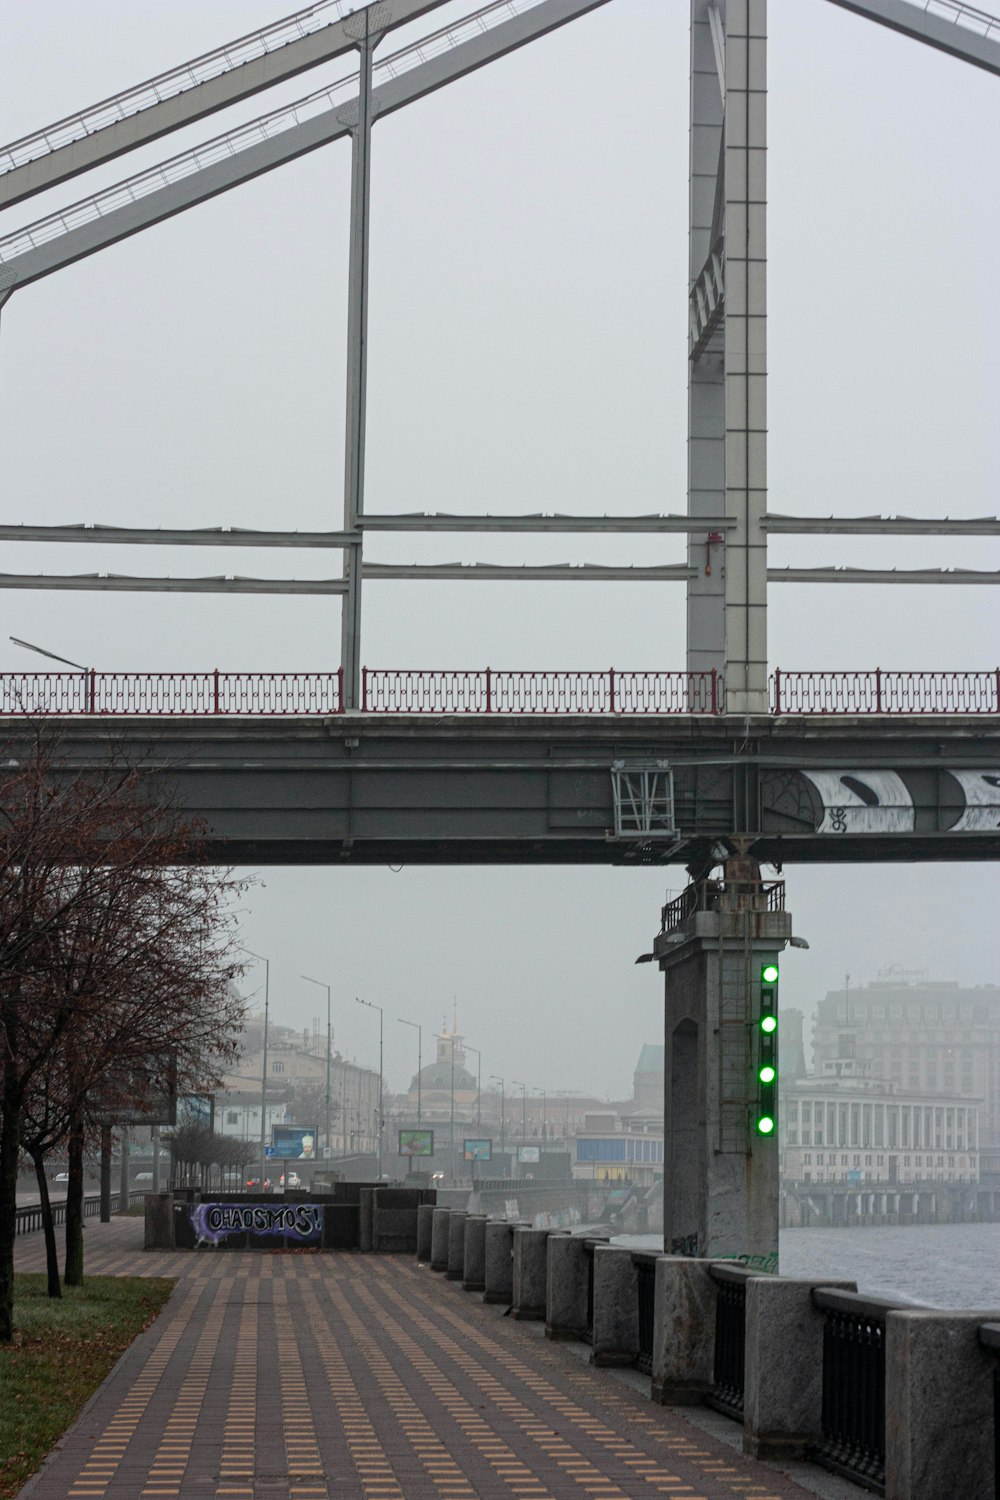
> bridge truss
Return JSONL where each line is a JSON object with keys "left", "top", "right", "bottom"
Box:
{"left": 0, "top": 0, "right": 998, "bottom": 713}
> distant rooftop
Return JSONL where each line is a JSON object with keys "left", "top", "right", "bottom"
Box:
{"left": 635, "top": 1044, "right": 665, "bottom": 1075}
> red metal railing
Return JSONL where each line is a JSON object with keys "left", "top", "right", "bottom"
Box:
{"left": 771, "top": 668, "right": 1000, "bottom": 716}
{"left": 0, "top": 668, "right": 995, "bottom": 716}
{"left": 360, "top": 668, "right": 718, "bottom": 715}
{"left": 0, "top": 670, "right": 344, "bottom": 716}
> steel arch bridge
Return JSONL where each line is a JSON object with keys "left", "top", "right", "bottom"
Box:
{"left": 0, "top": 0, "right": 998, "bottom": 866}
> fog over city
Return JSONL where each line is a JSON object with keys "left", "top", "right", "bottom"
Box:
{"left": 1, "top": 0, "right": 997, "bottom": 1097}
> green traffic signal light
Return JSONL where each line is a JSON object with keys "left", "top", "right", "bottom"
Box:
{"left": 756, "top": 1115, "right": 775, "bottom": 1136}
{"left": 758, "top": 1063, "right": 776, "bottom": 1084}
{"left": 761, "top": 962, "right": 779, "bottom": 984}
{"left": 761, "top": 1013, "right": 777, "bottom": 1034}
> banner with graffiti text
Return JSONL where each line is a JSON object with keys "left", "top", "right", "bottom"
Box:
{"left": 187, "top": 1201, "right": 324, "bottom": 1249}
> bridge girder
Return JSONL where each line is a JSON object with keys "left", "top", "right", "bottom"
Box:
{"left": 5, "top": 715, "right": 996, "bottom": 867}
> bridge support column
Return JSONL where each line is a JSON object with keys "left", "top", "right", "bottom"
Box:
{"left": 687, "top": 0, "right": 769, "bottom": 714}
{"left": 340, "top": 13, "right": 380, "bottom": 709}
{"left": 652, "top": 856, "right": 791, "bottom": 1259}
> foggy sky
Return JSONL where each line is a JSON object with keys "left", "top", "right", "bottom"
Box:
{"left": 1, "top": 0, "right": 997, "bottom": 1097}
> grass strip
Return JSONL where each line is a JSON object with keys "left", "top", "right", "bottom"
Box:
{"left": 0, "top": 1273, "right": 174, "bottom": 1498}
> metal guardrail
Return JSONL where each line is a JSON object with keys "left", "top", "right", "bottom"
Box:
{"left": 361, "top": 668, "right": 719, "bottom": 715}
{"left": 14, "top": 1189, "right": 147, "bottom": 1235}
{"left": 0, "top": 0, "right": 357, "bottom": 175}
{"left": 811, "top": 1287, "right": 911, "bottom": 1494}
{"left": 0, "top": 668, "right": 996, "bottom": 717}
{"left": 708, "top": 1263, "right": 754, "bottom": 1420}
{"left": 661, "top": 878, "right": 785, "bottom": 934}
{"left": 771, "top": 667, "right": 1000, "bottom": 716}
{"left": 923, "top": 0, "right": 1000, "bottom": 43}
{"left": 633, "top": 1251, "right": 657, "bottom": 1375}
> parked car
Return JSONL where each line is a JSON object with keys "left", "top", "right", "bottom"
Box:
{"left": 134, "top": 1172, "right": 154, "bottom": 1183}
{"left": 54, "top": 1172, "right": 70, "bottom": 1184}
{"left": 279, "top": 1171, "right": 302, "bottom": 1190}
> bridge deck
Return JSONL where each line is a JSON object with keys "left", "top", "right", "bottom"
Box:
{"left": 15, "top": 1220, "right": 814, "bottom": 1499}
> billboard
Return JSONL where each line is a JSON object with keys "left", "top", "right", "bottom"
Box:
{"left": 517, "top": 1145, "right": 541, "bottom": 1164}
{"left": 398, "top": 1129, "right": 434, "bottom": 1158}
{"left": 463, "top": 1138, "right": 492, "bottom": 1162}
{"left": 95, "top": 1055, "right": 178, "bottom": 1126}
{"left": 271, "top": 1125, "right": 317, "bottom": 1159}
{"left": 178, "top": 1094, "right": 215, "bottom": 1131}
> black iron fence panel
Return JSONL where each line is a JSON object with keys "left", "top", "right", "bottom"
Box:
{"left": 977, "top": 1324, "right": 1000, "bottom": 1500}
{"left": 708, "top": 1265, "right": 748, "bottom": 1419}
{"left": 811, "top": 1289, "right": 908, "bottom": 1495}
{"left": 634, "top": 1253, "right": 657, "bottom": 1374}
{"left": 583, "top": 1239, "right": 598, "bottom": 1345}
{"left": 15, "top": 1189, "right": 146, "bottom": 1236}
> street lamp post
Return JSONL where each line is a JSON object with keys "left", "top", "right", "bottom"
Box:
{"left": 356, "top": 998, "right": 384, "bottom": 1179}
{"left": 533, "top": 1087, "right": 547, "bottom": 1143}
{"left": 512, "top": 1080, "right": 527, "bottom": 1144}
{"left": 398, "top": 1017, "right": 422, "bottom": 1122}
{"left": 490, "top": 1076, "right": 505, "bottom": 1165}
{"left": 302, "top": 975, "right": 333, "bottom": 1163}
{"left": 450, "top": 1035, "right": 457, "bottom": 1183}
{"left": 238, "top": 946, "right": 270, "bottom": 1188}
{"left": 465, "top": 1044, "right": 482, "bottom": 1132}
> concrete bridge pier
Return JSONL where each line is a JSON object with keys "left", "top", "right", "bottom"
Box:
{"left": 650, "top": 855, "right": 792, "bottom": 1261}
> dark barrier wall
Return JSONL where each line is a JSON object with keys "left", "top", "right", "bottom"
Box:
{"left": 166, "top": 1185, "right": 435, "bottom": 1252}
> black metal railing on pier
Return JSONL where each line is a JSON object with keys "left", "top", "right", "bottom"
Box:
{"left": 15, "top": 1189, "right": 147, "bottom": 1236}
{"left": 707, "top": 1264, "right": 752, "bottom": 1419}
{"left": 811, "top": 1287, "right": 910, "bottom": 1494}
{"left": 581, "top": 1238, "right": 602, "bottom": 1344}
{"left": 633, "top": 1252, "right": 657, "bottom": 1374}
{"left": 661, "top": 878, "right": 785, "bottom": 935}
{"left": 977, "top": 1323, "right": 1000, "bottom": 1500}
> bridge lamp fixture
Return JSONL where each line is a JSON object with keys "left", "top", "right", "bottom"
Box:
{"left": 10, "top": 635, "right": 88, "bottom": 671}
{"left": 635, "top": 931, "right": 686, "bottom": 964}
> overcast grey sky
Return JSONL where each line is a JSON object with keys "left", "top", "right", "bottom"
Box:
{"left": 1, "top": 0, "right": 997, "bottom": 1097}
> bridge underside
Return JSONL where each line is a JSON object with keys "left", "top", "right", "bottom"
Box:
{"left": 10, "top": 714, "right": 998, "bottom": 866}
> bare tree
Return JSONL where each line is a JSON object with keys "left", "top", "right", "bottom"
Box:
{"left": 0, "top": 731, "right": 246, "bottom": 1337}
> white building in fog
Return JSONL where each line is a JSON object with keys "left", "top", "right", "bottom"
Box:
{"left": 780, "top": 1060, "right": 980, "bottom": 1186}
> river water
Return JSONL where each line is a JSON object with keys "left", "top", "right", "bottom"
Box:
{"left": 615, "top": 1224, "right": 1000, "bottom": 1309}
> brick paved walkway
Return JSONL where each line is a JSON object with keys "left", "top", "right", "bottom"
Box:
{"left": 15, "top": 1221, "right": 818, "bottom": 1500}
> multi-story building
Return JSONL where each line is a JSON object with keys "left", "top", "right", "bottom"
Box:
{"left": 812, "top": 978, "right": 1000, "bottom": 1153}
{"left": 221, "top": 1022, "right": 382, "bottom": 1157}
{"left": 780, "top": 1060, "right": 980, "bottom": 1187}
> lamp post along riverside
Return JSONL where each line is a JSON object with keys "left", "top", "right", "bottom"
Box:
{"left": 449, "top": 1035, "right": 458, "bottom": 1182}
{"left": 513, "top": 1080, "right": 527, "bottom": 1154}
{"left": 490, "top": 1076, "right": 505, "bottom": 1165}
{"left": 398, "top": 1017, "right": 422, "bottom": 1122}
{"left": 465, "top": 1044, "right": 482, "bottom": 1133}
{"left": 533, "top": 1087, "right": 546, "bottom": 1144}
{"left": 356, "top": 998, "right": 384, "bottom": 1178}
{"left": 302, "top": 975, "right": 333, "bottom": 1160}
{"left": 239, "top": 946, "right": 270, "bottom": 1187}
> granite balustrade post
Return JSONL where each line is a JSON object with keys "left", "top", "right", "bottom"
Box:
{"left": 512, "top": 1227, "right": 549, "bottom": 1321}
{"left": 430, "top": 1206, "right": 451, "bottom": 1272}
{"left": 591, "top": 1245, "right": 640, "bottom": 1367}
{"left": 462, "top": 1214, "right": 488, "bottom": 1292}
{"left": 885, "top": 1310, "right": 1000, "bottom": 1500}
{"left": 447, "top": 1210, "right": 467, "bottom": 1280}
{"left": 416, "top": 1202, "right": 435, "bottom": 1263}
{"left": 651, "top": 1256, "right": 716, "bottom": 1405}
{"left": 743, "top": 1278, "right": 857, "bottom": 1458}
{"left": 483, "top": 1220, "right": 516, "bottom": 1304}
{"left": 546, "top": 1233, "right": 595, "bottom": 1341}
